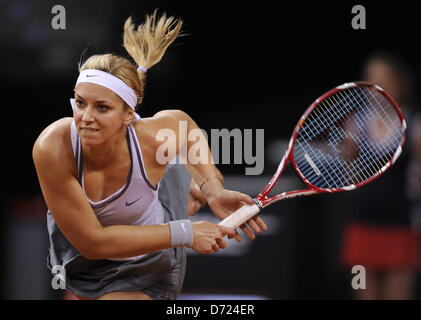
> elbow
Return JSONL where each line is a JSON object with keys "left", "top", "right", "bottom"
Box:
{"left": 81, "top": 246, "right": 112, "bottom": 260}
{"left": 80, "top": 248, "right": 100, "bottom": 260}
{"left": 78, "top": 232, "right": 106, "bottom": 260}
{"left": 78, "top": 244, "right": 101, "bottom": 260}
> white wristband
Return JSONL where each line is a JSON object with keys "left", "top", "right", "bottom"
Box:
{"left": 169, "top": 220, "right": 193, "bottom": 248}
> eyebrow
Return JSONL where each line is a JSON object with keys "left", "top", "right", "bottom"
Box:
{"left": 74, "top": 93, "right": 113, "bottom": 104}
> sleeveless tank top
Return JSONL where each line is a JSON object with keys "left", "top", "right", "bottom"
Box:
{"left": 70, "top": 121, "right": 165, "bottom": 261}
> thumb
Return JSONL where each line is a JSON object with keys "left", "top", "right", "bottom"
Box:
{"left": 235, "top": 192, "right": 254, "bottom": 205}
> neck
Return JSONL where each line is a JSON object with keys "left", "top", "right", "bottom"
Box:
{"left": 82, "top": 127, "right": 128, "bottom": 170}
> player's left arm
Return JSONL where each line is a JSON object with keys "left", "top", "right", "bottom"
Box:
{"left": 150, "top": 109, "right": 267, "bottom": 240}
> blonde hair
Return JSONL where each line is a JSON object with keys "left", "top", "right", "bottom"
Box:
{"left": 78, "top": 10, "right": 183, "bottom": 109}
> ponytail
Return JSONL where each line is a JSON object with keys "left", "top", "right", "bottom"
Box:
{"left": 123, "top": 10, "right": 183, "bottom": 82}
{"left": 78, "top": 10, "right": 182, "bottom": 109}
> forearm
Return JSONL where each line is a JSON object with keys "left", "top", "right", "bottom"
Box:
{"left": 154, "top": 109, "right": 224, "bottom": 198}
{"left": 181, "top": 113, "right": 224, "bottom": 199}
{"left": 92, "top": 223, "right": 171, "bottom": 259}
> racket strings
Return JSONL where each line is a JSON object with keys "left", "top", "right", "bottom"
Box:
{"left": 351, "top": 87, "right": 402, "bottom": 148}
{"left": 345, "top": 88, "right": 402, "bottom": 165}
{"left": 331, "top": 90, "right": 395, "bottom": 175}
{"left": 297, "top": 95, "right": 373, "bottom": 187}
{"left": 294, "top": 85, "right": 404, "bottom": 189}
{"left": 299, "top": 102, "right": 369, "bottom": 187}
{"left": 348, "top": 91, "right": 399, "bottom": 162}
{"left": 326, "top": 91, "right": 393, "bottom": 184}
{"left": 296, "top": 108, "right": 358, "bottom": 187}
{"left": 328, "top": 87, "right": 401, "bottom": 177}
{"left": 295, "top": 139, "right": 337, "bottom": 188}
{"left": 363, "top": 88, "right": 402, "bottom": 136}
{"left": 310, "top": 87, "right": 400, "bottom": 154}
{"left": 325, "top": 87, "right": 401, "bottom": 182}
{"left": 308, "top": 99, "right": 370, "bottom": 184}
{"left": 336, "top": 87, "right": 402, "bottom": 177}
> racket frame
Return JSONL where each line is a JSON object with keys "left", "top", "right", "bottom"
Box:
{"left": 219, "top": 81, "right": 406, "bottom": 229}
{"left": 257, "top": 81, "right": 406, "bottom": 209}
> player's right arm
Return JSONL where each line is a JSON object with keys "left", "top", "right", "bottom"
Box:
{"left": 33, "top": 118, "right": 110, "bottom": 258}
{"left": 32, "top": 118, "right": 234, "bottom": 258}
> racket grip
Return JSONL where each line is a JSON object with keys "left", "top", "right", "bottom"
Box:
{"left": 218, "top": 203, "right": 261, "bottom": 229}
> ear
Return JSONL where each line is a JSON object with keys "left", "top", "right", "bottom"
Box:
{"left": 124, "top": 109, "right": 135, "bottom": 126}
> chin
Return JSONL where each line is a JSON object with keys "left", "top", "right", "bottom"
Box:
{"left": 80, "top": 137, "right": 102, "bottom": 147}
{"left": 79, "top": 132, "right": 103, "bottom": 145}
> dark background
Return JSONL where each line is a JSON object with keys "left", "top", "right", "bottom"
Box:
{"left": 1, "top": 0, "right": 421, "bottom": 299}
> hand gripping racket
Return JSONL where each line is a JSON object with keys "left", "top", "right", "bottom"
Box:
{"left": 218, "top": 82, "right": 406, "bottom": 229}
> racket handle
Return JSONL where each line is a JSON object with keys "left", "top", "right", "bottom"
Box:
{"left": 218, "top": 203, "right": 261, "bottom": 229}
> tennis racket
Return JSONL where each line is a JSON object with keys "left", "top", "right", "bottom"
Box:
{"left": 218, "top": 82, "right": 406, "bottom": 229}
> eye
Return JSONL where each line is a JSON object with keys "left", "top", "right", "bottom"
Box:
{"left": 97, "top": 104, "right": 110, "bottom": 112}
{"left": 75, "top": 99, "right": 85, "bottom": 108}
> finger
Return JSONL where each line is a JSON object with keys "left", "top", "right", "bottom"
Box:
{"left": 234, "top": 192, "right": 254, "bottom": 205}
{"left": 246, "top": 218, "right": 261, "bottom": 234}
{"left": 228, "top": 234, "right": 241, "bottom": 242}
{"left": 216, "top": 238, "right": 226, "bottom": 249}
{"left": 240, "top": 224, "right": 255, "bottom": 240}
{"left": 227, "top": 229, "right": 242, "bottom": 242}
{"left": 253, "top": 215, "right": 268, "bottom": 231}
{"left": 218, "top": 225, "right": 236, "bottom": 237}
{"left": 211, "top": 242, "right": 219, "bottom": 252}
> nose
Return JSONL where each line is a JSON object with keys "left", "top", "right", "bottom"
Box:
{"left": 81, "top": 105, "right": 95, "bottom": 122}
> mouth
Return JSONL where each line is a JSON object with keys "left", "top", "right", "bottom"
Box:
{"left": 80, "top": 127, "right": 99, "bottom": 132}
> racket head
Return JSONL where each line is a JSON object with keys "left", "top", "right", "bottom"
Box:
{"left": 289, "top": 81, "right": 406, "bottom": 193}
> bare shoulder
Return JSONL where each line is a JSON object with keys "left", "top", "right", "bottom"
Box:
{"left": 33, "top": 117, "right": 73, "bottom": 154}
{"left": 133, "top": 117, "right": 161, "bottom": 147}
{"left": 33, "top": 117, "right": 75, "bottom": 175}
{"left": 133, "top": 109, "right": 189, "bottom": 136}
{"left": 134, "top": 111, "right": 176, "bottom": 139}
{"left": 153, "top": 109, "right": 190, "bottom": 122}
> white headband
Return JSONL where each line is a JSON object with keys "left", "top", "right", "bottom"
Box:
{"left": 75, "top": 69, "right": 138, "bottom": 109}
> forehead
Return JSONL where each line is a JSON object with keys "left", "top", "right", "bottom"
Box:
{"left": 74, "top": 83, "right": 122, "bottom": 102}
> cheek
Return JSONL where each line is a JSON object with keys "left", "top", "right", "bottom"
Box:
{"left": 96, "top": 118, "right": 126, "bottom": 140}
{"left": 101, "top": 115, "right": 124, "bottom": 129}
{"left": 73, "top": 109, "right": 83, "bottom": 124}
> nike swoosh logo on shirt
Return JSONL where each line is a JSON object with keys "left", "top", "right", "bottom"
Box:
{"left": 125, "top": 196, "right": 143, "bottom": 206}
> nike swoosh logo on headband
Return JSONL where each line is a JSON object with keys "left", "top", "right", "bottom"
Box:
{"left": 86, "top": 74, "right": 99, "bottom": 77}
{"left": 125, "top": 196, "right": 143, "bottom": 207}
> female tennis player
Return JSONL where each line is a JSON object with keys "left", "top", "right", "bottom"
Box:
{"left": 32, "top": 11, "right": 267, "bottom": 300}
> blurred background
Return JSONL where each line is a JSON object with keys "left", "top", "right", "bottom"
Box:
{"left": 2, "top": 0, "right": 421, "bottom": 299}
